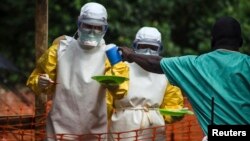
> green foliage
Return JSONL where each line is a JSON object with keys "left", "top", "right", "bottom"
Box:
{"left": 0, "top": 0, "right": 249, "bottom": 84}
{"left": 0, "top": 0, "right": 35, "bottom": 82}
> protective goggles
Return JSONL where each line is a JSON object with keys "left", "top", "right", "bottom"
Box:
{"left": 134, "top": 48, "right": 160, "bottom": 56}
{"left": 133, "top": 39, "right": 163, "bottom": 52}
{"left": 78, "top": 22, "right": 107, "bottom": 34}
{"left": 78, "top": 16, "right": 108, "bottom": 34}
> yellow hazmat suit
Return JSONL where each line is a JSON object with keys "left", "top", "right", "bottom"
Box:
{"left": 27, "top": 35, "right": 127, "bottom": 140}
{"left": 106, "top": 62, "right": 184, "bottom": 141}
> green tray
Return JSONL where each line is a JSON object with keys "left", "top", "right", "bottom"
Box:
{"left": 92, "top": 75, "right": 129, "bottom": 85}
{"left": 159, "top": 108, "right": 194, "bottom": 116}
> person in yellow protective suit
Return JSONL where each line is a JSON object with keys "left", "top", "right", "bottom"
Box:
{"left": 106, "top": 27, "right": 184, "bottom": 141}
{"left": 26, "top": 2, "right": 127, "bottom": 141}
{"left": 119, "top": 17, "right": 250, "bottom": 141}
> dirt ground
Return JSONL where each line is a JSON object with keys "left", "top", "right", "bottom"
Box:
{"left": 0, "top": 86, "right": 204, "bottom": 140}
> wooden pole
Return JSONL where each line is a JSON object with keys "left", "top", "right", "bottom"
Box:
{"left": 35, "top": 0, "right": 48, "bottom": 60}
{"left": 35, "top": 0, "right": 48, "bottom": 140}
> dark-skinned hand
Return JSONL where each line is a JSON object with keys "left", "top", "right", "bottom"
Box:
{"left": 118, "top": 46, "right": 135, "bottom": 63}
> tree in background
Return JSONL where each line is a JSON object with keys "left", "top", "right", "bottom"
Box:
{"left": 0, "top": 0, "right": 249, "bottom": 84}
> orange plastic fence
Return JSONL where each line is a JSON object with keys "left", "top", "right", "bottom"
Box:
{"left": 0, "top": 93, "right": 204, "bottom": 141}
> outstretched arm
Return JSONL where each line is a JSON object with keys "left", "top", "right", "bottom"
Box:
{"left": 119, "top": 46, "right": 164, "bottom": 74}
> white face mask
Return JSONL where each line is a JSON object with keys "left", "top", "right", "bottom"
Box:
{"left": 135, "top": 48, "right": 159, "bottom": 56}
{"left": 78, "top": 29, "right": 104, "bottom": 49}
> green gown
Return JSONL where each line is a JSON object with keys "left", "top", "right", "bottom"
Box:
{"left": 160, "top": 49, "right": 250, "bottom": 135}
